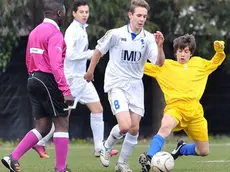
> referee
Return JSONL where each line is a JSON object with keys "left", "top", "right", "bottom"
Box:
{"left": 1, "top": 0, "right": 74, "bottom": 172}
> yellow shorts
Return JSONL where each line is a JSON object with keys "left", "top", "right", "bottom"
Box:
{"left": 164, "top": 102, "right": 208, "bottom": 141}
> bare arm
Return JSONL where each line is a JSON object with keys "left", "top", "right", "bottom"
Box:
{"left": 154, "top": 31, "right": 165, "bottom": 66}
{"left": 156, "top": 44, "right": 165, "bottom": 67}
{"left": 84, "top": 49, "right": 103, "bottom": 81}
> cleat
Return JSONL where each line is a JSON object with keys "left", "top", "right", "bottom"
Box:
{"left": 33, "top": 145, "right": 49, "bottom": 158}
{"left": 111, "top": 149, "right": 119, "bottom": 156}
{"left": 95, "top": 149, "right": 119, "bottom": 158}
{"left": 171, "top": 139, "right": 186, "bottom": 160}
{"left": 115, "top": 162, "right": 132, "bottom": 172}
{"left": 138, "top": 153, "right": 151, "bottom": 172}
{"left": 1, "top": 155, "right": 21, "bottom": 172}
{"left": 54, "top": 167, "right": 71, "bottom": 172}
{"left": 100, "top": 144, "right": 112, "bottom": 167}
{"left": 94, "top": 151, "right": 101, "bottom": 157}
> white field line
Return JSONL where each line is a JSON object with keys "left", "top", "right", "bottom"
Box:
{"left": 1, "top": 143, "right": 230, "bottom": 151}
{"left": 201, "top": 160, "right": 230, "bottom": 163}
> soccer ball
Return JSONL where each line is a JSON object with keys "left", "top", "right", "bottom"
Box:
{"left": 151, "top": 151, "right": 175, "bottom": 172}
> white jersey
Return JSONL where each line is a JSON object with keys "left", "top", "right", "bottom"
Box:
{"left": 64, "top": 20, "right": 94, "bottom": 79}
{"left": 96, "top": 25, "right": 158, "bottom": 92}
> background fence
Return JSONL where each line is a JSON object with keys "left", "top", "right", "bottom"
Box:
{"left": 0, "top": 36, "right": 230, "bottom": 141}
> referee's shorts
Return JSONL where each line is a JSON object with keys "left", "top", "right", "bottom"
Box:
{"left": 27, "top": 71, "right": 68, "bottom": 120}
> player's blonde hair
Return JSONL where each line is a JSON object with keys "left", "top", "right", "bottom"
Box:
{"left": 173, "top": 34, "right": 196, "bottom": 55}
{"left": 129, "top": 0, "right": 150, "bottom": 13}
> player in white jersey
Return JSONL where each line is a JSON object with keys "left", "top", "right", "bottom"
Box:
{"left": 33, "top": 0, "right": 118, "bottom": 158}
{"left": 84, "top": 0, "right": 165, "bottom": 171}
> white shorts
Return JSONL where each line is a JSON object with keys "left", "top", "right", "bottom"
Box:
{"left": 68, "top": 77, "right": 100, "bottom": 105}
{"left": 107, "top": 83, "right": 144, "bottom": 117}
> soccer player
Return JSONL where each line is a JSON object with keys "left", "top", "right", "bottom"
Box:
{"left": 84, "top": 0, "right": 165, "bottom": 171}
{"left": 1, "top": 1, "right": 74, "bottom": 172}
{"left": 33, "top": 0, "right": 118, "bottom": 158}
{"left": 138, "top": 34, "right": 226, "bottom": 172}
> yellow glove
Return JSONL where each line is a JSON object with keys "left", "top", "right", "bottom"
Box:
{"left": 214, "top": 41, "right": 225, "bottom": 52}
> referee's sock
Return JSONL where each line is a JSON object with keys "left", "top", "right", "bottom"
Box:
{"left": 53, "top": 132, "right": 69, "bottom": 171}
{"left": 12, "top": 129, "right": 42, "bottom": 160}
{"left": 180, "top": 144, "right": 198, "bottom": 156}
{"left": 147, "top": 134, "right": 165, "bottom": 157}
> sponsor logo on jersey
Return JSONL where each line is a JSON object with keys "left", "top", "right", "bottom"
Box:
{"left": 121, "top": 50, "right": 142, "bottom": 63}
{"left": 121, "top": 38, "right": 127, "bottom": 41}
{"left": 141, "top": 39, "right": 145, "bottom": 48}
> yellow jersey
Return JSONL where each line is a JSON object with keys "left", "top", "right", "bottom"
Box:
{"left": 144, "top": 52, "right": 226, "bottom": 105}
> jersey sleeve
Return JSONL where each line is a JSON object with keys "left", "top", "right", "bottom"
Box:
{"left": 144, "top": 62, "right": 161, "bottom": 78}
{"left": 95, "top": 29, "right": 117, "bottom": 55}
{"left": 145, "top": 35, "right": 158, "bottom": 64}
{"left": 203, "top": 52, "right": 226, "bottom": 74}
{"left": 48, "top": 33, "right": 71, "bottom": 96}
{"left": 64, "top": 26, "right": 93, "bottom": 60}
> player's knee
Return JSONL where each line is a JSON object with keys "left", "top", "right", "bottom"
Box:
{"left": 119, "top": 124, "right": 131, "bottom": 134}
{"left": 198, "top": 148, "right": 209, "bottom": 157}
{"left": 158, "top": 126, "right": 172, "bottom": 138}
{"left": 89, "top": 102, "right": 103, "bottom": 113}
{"left": 96, "top": 105, "right": 103, "bottom": 113}
{"left": 53, "top": 117, "right": 69, "bottom": 132}
{"left": 36, "top": 122, "right": 52, "bottom": 137}
{"left": 119, "top": 126, "right": 130, "bottom": 134}
{"left": 37, "top": 126, "right": 51, "bottom": 137}
{"left": 129, "top": 126, "right": 139, "bottom": 135}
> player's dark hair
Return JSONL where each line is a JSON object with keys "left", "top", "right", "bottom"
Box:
{"left": 129, "top": 0, "right": 150, "bottom": 13}
{"left": 44, "top": 0, "right": 64, "bottom": 16}
{"left": 72, "top": 0, "right": 88, "bottom": 12}
{"left": 173, "top": 34, "right": 196, "bottom": 55}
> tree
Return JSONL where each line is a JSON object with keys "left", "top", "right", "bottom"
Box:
{"left": 0, "top": 1, "right": 20, "bottom": 72}
{"left": 147, "top": 0, "right": 229, "bottom": 60}
{"left": 0, "top": 0, "right": 43, "bottom": 72}
{"left": 1, "top": 0, "right": 230, "bottom": 72}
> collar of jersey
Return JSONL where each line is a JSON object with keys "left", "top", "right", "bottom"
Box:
{"left": 74, "top": 19, "right": 88, "bottom": 29}
{"left": 127, "top": 24, "right": 145, "bottom": 40}
{"left": 43, "top": 18, "right": 60, "bottom": 30}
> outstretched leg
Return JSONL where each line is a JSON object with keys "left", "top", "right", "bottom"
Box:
{"left": 172, "top": 116, "right": 209, "bottom": 159}
{"left": 139, "top": 114, "right": 176, "bottom": 172}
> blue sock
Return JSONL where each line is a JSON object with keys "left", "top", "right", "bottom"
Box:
{"left": 147, "top": 134, "right": 165, "bottom": 157}
{"left": 180, "top": 144, "right": 197, "bottom": 156}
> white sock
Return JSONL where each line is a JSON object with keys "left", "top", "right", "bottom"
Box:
{"left": 105, "top": 124, "right": 125, "bottom": 149}
{"left": 90, "top": 113, "right": 104, "bottom": 152}
{"left": 118, "top": 132, "right": 138, "bottom": 163}
{"left": 37, "top": 123, "right": 55, "bottom": 146}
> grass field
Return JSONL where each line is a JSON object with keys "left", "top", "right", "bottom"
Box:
{"left": 1, "top": 137, "right": 230, "bottom": 172}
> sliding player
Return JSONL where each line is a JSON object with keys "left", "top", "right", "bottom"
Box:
{"left": 139, "top": 34, "right": 226, "bottom": 172}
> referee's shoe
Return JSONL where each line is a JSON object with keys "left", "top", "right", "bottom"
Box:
{"left": 1, "top": 154, "right": 21, "bottom": 172}
{"left": 54, "top": 167, "right": 71, "bottom": 172}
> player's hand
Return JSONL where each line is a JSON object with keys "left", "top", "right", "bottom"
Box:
{"left": 214, "top": 41, "right": 225, "bottom": 52}
{"left": 84, "top": 71, "right": 94, "bottom": 82}
{"left": 154, "top": 31, "right": 164, "bottom": 48}
{"left": 64, "top": 94, "right": 74, "bottom": 106}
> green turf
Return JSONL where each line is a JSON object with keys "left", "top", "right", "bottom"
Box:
{"left": 1, "top": 139, "right": 230, "bottom": 172}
